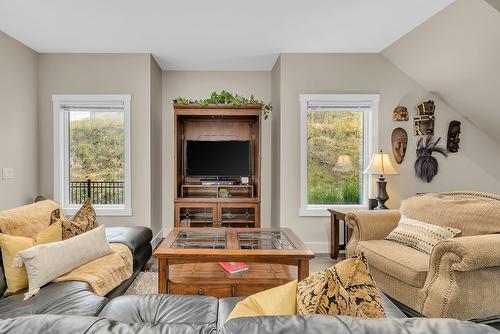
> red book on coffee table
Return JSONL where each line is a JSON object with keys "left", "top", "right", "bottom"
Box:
{"left": 218, "top": 262, "right": 249, "bottom": 274}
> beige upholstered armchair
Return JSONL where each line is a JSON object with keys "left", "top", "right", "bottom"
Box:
{"left": 346, "top": 192, "right": 500, "bottom": 321}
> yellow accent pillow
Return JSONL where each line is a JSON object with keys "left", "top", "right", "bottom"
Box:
{"left": 0, "top": 221, "right": 62, "bottom": 294}
{"left": 226, "top": 280, "right": 298, "bottom": 322}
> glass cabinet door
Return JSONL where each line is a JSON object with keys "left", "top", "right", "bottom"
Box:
{"left": 219, "top": 204, "right": 259, "bottom": 228}
{"left": 175, "top": 204, "right": 217, "bottom": 227}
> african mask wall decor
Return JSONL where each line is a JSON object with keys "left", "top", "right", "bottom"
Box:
{"left": 447, "top": 120, "right": 461, "bottom": 153}
{"left": 415, "top": 135, "right": 447, "bottom": 183}
{"left": 393, "top": 106, "right": 409, "bottom": 121}
{"left": 391, "top": 128, "right": 408, "bottom": 164}
{"left": 414, "top": 100, "right": 435, "bottom": 136}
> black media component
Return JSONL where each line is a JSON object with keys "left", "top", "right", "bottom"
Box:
{"left": 186, "top": 140, "right": 250, "bottom": 176}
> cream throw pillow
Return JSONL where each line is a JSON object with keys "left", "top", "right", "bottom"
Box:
{"left": 386, "top": 215, "right": 461, "bottom": 254}
{"left": 14, "top": 225, "right": 114, "bottom": 299}
{"left": 0, "top": 221, "right": 62, "bottom": 294}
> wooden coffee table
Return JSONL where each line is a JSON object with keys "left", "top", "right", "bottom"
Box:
{"left": 154, "top": 228, "right": 314, "bottom": 298}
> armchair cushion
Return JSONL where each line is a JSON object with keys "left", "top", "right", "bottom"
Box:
{"left": 358, "top": 240, "right": 429, "bottom": 287}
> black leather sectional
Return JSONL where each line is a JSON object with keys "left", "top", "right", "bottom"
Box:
{"left": 0, "top": 226, "right": 494, "bottom": 333}
{"left": 0, "top": 293, "right": 495, "bottom": 333}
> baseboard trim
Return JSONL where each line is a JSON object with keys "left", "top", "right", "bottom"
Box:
{"left": 304, "top": 242, "right": 330, "bottom": 254}
{"left": 151, "top": 230, "right": 163, "bottom": 249}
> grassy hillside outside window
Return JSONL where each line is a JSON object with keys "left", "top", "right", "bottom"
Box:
{"left": 307, "top": 110, "right": 364, "bottom": 205}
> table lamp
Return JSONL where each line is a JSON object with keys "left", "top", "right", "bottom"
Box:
{"left": 363, "top": 150, "right": 398, "bottom": 210}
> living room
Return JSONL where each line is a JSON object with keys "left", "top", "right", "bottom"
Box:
{"left": 1, "top": 0, "right": 500, "bottom": 333}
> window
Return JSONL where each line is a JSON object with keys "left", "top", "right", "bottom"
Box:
{"left": 53, "top": 95, "right": 132, "bottom": 216}
{"left": 300, "top": 94, "right": 378, "bottom": 216}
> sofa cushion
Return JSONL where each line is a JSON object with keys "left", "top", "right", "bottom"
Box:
{"left": 400, "top": 192, "right": 500, "bottom": 236}
{"left": 0, "top": 314, "right": 220, "bottom": 334}
{"left": 222, "top": 315, "right": 497, "bottom": 334}
{"left": 99, "top": 294, "right": 218, "bottom": 332}
{"left": 0, "top": 221, "right": 62, "bottom": 294}
{"left": 0, "top": 200, "right": 62, "bottom": 238}
{"left": 0, "top": 281, "right": 107, "bottom": 319}
{"left": 358, "top": 240, "right": 429, "bottom": 288}
{"left": 386, "top": 215, "right": 461, "bottom": 254}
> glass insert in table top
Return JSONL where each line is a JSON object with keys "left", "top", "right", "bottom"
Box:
{"left": 237, "top": 231, "right": 296, "bottom": 250}
{"left": 171, "top": 231, "right": 227, "bottom": 249}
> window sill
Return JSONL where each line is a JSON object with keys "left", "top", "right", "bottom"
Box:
{"left": 63, "top": 206, "right": 132, "bottom": 217}
{"left": 300, "top": 205, "right": 368, "bottom": 217}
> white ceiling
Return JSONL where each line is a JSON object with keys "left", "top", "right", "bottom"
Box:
{"left": 0, "top": 0, "right": 454, "bottom": 70}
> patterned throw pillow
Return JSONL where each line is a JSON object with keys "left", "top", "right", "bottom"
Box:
{"left": 297, "top": 253, "right": 385, "bottom": 318}
{"left": 386, "top": 215, "right": 461, "bottom": 254}
{"left": 326, "top": 253, "right": 385, "bottom": 318}
{"left": 296, "top": 270, "right": 329, "bottom": 314}
{"left": 52, "top": 199, "right": 99, "bottom": 240}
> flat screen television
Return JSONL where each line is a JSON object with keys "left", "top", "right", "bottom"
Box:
{"left": 186, "top": 140, "right": 250, "bottom": 176}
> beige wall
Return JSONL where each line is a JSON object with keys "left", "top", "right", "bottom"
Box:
{"left": 271, "top": 57, "right": 282, "bottom": 228}
{"left": 275, "top": 53, "right": 500, "bottom": 252}
{"left": 382, "top": 0, "right": 500, "bottom": 145}
{"left": 150, "top": 56, "right": 163, "bottom": 240}
{"left": 0, "top": 31, "right": 39, "bottom": 210}
{"left": 37, "top": 53, "right": 155, "bottom": 230}
{"left": 162, "top": 71, "right": 272, "bottom": 230}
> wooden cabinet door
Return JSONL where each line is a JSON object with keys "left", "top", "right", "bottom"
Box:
{"left": 175, "top": 203, "right": 217, "bottom": 227}
{"left": 217, "top": 203, "right": 260, "bottom": 228}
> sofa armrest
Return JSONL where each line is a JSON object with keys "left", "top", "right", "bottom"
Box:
{"left": 345, "top": 210, "right": 400, "bottom": 257}
{"left": 430, "top": 234, "right": 500, "bottom": 272}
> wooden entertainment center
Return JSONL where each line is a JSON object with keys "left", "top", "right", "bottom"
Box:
{"left": 173, "top": 103, "right": 261, "bottom": 228}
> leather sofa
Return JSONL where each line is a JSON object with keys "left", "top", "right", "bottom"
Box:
{"left": 0, "top": 293, "right": 495, "bottom": 333}
{"left": 346, "top": 191, "right": 500, "bottom": 322}
{"left": 0, "top": 226, "right": 153, "bottom": 319}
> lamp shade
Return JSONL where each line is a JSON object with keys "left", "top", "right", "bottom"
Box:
{"left": 363, "top": 150, "right": 398, "bottom": 176}
{"left": 332, "top": 155, "right": 353, "bottom": 172}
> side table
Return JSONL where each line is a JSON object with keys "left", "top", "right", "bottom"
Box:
{"left": 328, "top": 208, "right": 352, "bottom": 259}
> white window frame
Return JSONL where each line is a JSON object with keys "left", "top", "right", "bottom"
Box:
{"left": 52, "top": 94, "right": 132, "bottom": 216}
{"left": 299, "top": 94, "right": 379, "bottom": 217}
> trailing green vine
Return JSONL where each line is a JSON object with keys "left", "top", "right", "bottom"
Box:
{"left": 174, "top": 90, "right": 272, "bottom": 120}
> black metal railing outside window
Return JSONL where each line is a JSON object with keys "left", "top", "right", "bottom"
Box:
{"left": 70, "top": 179, "right": 124, "bottom": 205}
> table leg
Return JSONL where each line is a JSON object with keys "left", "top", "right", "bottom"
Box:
{"left": 298, "top": 260, "right": 309, "bottom": 281}
{"left": 331, "top": 213, "right": 340, "bottom": 259}
{"left": 158, "top": 258, "right": 169, "bottom": 294}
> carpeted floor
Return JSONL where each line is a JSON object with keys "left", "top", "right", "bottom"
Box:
{"left": 125, "top": 254, "right": 342, "bottom": 295}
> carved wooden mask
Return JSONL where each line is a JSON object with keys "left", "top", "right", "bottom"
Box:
{"left": 391, "top": 127, "right": 408, "bottom": 164}
{"left": 414, "top": 100, "right": 435, "bottom": 136}
{"left": 393, "top": 106, "right": 408, "bottom": 121}
{"left": 447, "top": 120, "right": 461, "bottom": 153}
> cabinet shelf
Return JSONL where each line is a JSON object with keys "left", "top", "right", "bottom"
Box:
{"left": 180, "top": 185, "right": 254, "bottom": 199}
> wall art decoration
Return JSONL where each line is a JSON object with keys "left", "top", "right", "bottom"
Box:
{"left": 414, "top": 100, "right": 435, "bottom": 136}
{"left": 393, "top": 106, "right": 409, "bottom": 121}
{"left": 415, "top": 135, "right": 447, "bottom": 183}
{"left": 447, "top": 120, "right": 461, "bottom": 153}
{"left": 391, "top": 127, "right": 408, "bottom": 164}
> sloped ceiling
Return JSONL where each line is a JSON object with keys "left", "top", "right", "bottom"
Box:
{"left": 382, "top": 0, "right": 500, "bottom": 143}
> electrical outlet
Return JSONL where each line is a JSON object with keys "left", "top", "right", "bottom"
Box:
{"left": 2, "top": 168, "right": 14, "bottom": 180}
